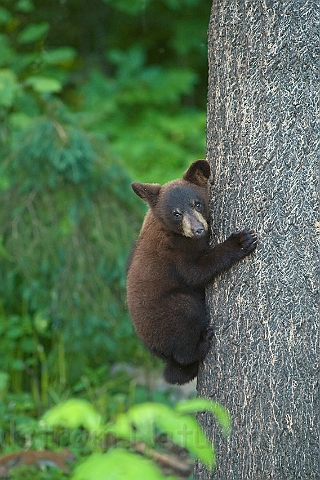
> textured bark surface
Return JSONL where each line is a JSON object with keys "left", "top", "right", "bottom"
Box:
{"left": 195, "top": 1, "right": 319, "bottom": 479}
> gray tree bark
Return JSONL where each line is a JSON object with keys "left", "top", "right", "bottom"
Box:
{"left": 195, "top": 1, "right": 319, "bottom": 479}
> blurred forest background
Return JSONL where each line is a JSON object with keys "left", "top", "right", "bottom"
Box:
{"left": 0, "top": 0, "right": 210, "bottom": 461}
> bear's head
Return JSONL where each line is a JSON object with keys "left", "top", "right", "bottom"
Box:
{"left": 132, "top": 160, "right": 211, "bottom": 239}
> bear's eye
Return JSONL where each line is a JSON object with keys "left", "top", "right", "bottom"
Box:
{"left": 173, "top": 210, "right": 182, "bottom": 219}
{"left": 194, "top": 201, "right": 202, "bottom": 211}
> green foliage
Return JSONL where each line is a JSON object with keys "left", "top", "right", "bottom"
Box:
{"left": 105, "top": 399, "right": 231, "bottom": 469}
{"left": 108, "top": 402, "right": 215, "bottom": 467}
{"left": 0, "top": 69, "right": 18, "bottom": 106}
{"left": 11, "top": 119, "right": 96, "bottom": 187}
{"left": 0, "top": 2, "right": 78, "bottom": 166}
{"left": 175, "top": 398, "right": 232, "bottom": 436}
{"left": 40, "top": 397, "right": 230, "bottom": 478}
{"left": 0, "top": 1, "right": 212, "bottom": 464}
{"left": 71, "top": 450, "right": 177, "bottom": 480}
{"left": 79, "top": 52, "right": 206, "bottom": 184}
{"left": 8, "top": 465, "right": 68, "bottom": 480}
{"left": 0, "top": 0, "right": 209, "bottom": 404}
{"left": 42, "top": 399, "right": 102, "bottom": 433}
{"left": 18, "top": 22, "right": 49, "bottom": 44}
{"left": 0, "top": 0, "right": 208, "bottom": 182}
{"left": 0, "top": 117, "right": 147, "bottom": 396}
{"left": 71, "top": 449, "right": 176, "bottom": 480}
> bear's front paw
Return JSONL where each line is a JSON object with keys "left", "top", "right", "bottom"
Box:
{"left": 231, "top": 228, "right": 258, "bottom": 255}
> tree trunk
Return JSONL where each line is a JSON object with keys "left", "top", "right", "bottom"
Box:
{"left": 195, "top": 1, "right": 319, "bottom": 479}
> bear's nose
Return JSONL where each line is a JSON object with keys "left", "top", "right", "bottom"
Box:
{"left": 193, "top": 226, "right": 205, "bottom": 237}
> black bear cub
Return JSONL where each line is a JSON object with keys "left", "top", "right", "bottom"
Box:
{"left": 126, "top": 160, "right": 257, "bottom": 385}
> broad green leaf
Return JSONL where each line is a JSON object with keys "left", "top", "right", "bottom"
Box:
{"left": 33, "top": 311, "right": 50, "bottom": 334}
{"left": 16, "top": 0, "right": 35, "bottom": 13}
{"left": 42, "top": 47, "right": 77, "bottom": 65}
{"left": 9, "top": 112, "right": 34, "bottom": 130}
{"left": 0, "top": 69, "right": 18, "bottom": 107}
{"left": 105, "top": 405, "right": 169, "bottom": 444}
{"left": 18, "top": 22, "right": 49, "bottom": 43}
{"left": 0, "top": 7, "right": 12, "bottom": 24}
{"left": 107, "top": 403, "right": 215, "bottom": 469}
{"left": 156, "top": 412, "right": 215, "bottom": 469}
{"left": 71, "top": 450, "right": 177, "bottom": 480}
{"left": 42, "top": 399, "right": 102, "bottom": 433}
{"left": 25, "top": 76, "right": 62, "bottom": 93}
{"left": 175, "top": 398, "right": 232, "bottom": 436}
{"left": 104, "top": 413, "right": 134, "bottom": 440}
{"left": 127, "top": 402, "right": 172, "bottom": 424}
{"left": 126, "top": 403, "right": 172, "bottom": 444}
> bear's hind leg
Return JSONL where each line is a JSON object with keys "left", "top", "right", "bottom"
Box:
{"left": 172, "top": 323, "right": 213, "bottom": 367}
{"left": 163, "top": 360, "right": 199, "bottom": 385}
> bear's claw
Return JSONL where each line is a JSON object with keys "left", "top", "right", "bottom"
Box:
{"left": 231, "top": 228, "right": 258, "bottom": 254}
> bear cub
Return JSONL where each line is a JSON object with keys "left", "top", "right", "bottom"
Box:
{"left": 126, "top": 160, "right": 257, "bottom": 385}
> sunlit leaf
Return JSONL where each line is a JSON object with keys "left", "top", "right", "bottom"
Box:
{"left": 104, "top": 412, "right": 133, "bottom": 440}
{"left": 18, "top": 22, "right": 49, "bottom": 43}
{"left": 156, "top": 411, "right": 215, "bottom": 468}
{"left": 0, "top": 69, "right": 18, "bottom": 106}
{"left": 106, "top": 402, "right": 215, "bottom": 469}
{"left": 33, "top": 311, "right": 50, "bottom": 334}
{"left": 42, "top": 399, "right": 102, "bottom": 433}
{"left": 71, "top": 450, "right": 177, "bottom": 480}
{"left": 25, "top": 76, "right": 62, "bottom": 93}
{"left": 175, "top": 398, "right": 232, "bottom": 436}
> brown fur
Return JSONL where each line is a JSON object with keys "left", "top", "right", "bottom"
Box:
{"left": 127, "top": 160, "right": 257, "bottom": 384}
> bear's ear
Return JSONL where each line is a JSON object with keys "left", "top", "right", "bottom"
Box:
{"left": 183, "top": 160, "right": 210, "bottom": 186}
{"left": 132, "top": 182, "right": 161, "bottom": 207}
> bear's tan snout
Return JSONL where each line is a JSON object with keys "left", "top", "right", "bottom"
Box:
{"left": 182, "top": 211, "right": 208, "bottom": 238}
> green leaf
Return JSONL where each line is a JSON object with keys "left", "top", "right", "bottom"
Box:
{"left": 7, "top": 324, "right": 23, "bottom": 339}
{"left": 0, "top": 7, "right": 12, "bottom": 24}
{"left": 18, "top": 22, "right": 49, "bottom": 43}
{"left": 25, "top": 76, "right": 62, "bottom": 93}
{"left": 71, "top": 450, "right": 177, "bottom": 480}
{"left": 156, "top": 412, "right": 215, "bottom": 468}
{"left": 0, "top": 69, "right": 18, "bottom": 107}
{"left": 104, "top": 412, "right": 134, "bottom": 440}
{"left": 106, "top": 403, "right": 215, "bottom": 469}
{"left": 11, "top": 359, "right": 24, "bottom": 370}
{"left": 175, "top": 398, "right": 232, "bottom": 436}
{"left": 42, "top": 399, "right": 102, "bottom": 433}
{"left": 9, "top": 112, "right": 34, "bottom": 130}
{"left": 42, "top": 47, "right": 77, "bottom": 65}
{"left": 16, "top": 0, "right": 35, "bottom": 13}
{"left": 33, "top": 311, "right": 50, "bottom": 334}
{"left": 123, "top": 403, "right": 173, "bottom": 443}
